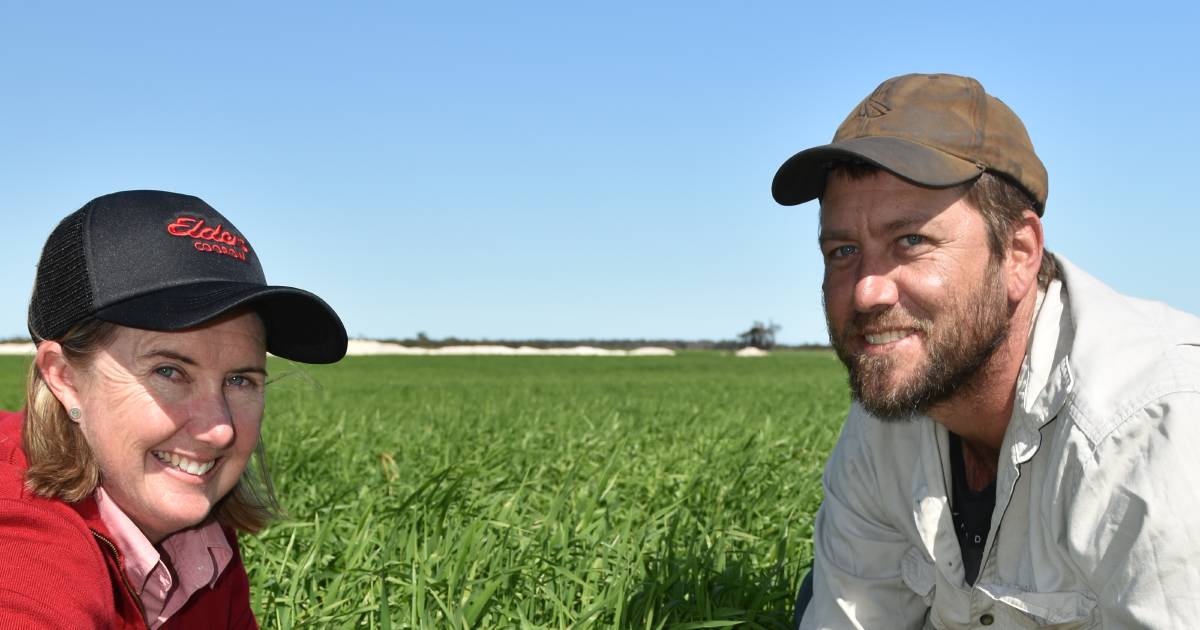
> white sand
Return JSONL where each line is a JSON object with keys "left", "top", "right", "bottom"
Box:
{"left": 627, "top": 347, "right": 676, "bottom": 356}
{"left": 344, "top": 340, "right": 675, "bottom": 356}
{"left": 0, "top": 340, "right": 679, "bottom": 357}
{"left": 735, "top": 346, "right": 769, "bottom": 357}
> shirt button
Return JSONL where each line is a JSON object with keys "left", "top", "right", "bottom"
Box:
{"left": 980, "top": 613, "right": 994, "bottom": 625}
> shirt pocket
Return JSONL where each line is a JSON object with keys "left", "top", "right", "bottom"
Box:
{"left": 901, "top": 546, "right": 936, "bottom": 606}
{"left": 981, "top": 584, "right": 1098, "bottom": 629}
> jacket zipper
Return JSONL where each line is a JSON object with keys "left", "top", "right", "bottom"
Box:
{"left": 90, "top": 529, "right": 142, "bottom": 610}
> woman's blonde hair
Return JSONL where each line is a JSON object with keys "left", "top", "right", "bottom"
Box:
{"left": 23, "top": 317, "right": 280, "bottom": 533}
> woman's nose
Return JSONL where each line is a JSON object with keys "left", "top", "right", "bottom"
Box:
{"left": 187, "top": 391, "right": 236, "bottom": 450}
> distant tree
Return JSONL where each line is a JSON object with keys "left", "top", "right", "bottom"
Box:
{"left": 739, "top": 320, "right": 781, "bottom": 349}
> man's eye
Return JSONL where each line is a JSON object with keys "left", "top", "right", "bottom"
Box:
{"left": 829, "top": 245, "right": 857, "bottom": 259}
{"left": 900, "top": 234, "right": 925, "bottom": 247}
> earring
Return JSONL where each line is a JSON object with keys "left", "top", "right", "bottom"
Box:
{"left": 68, "top": 407, "right": 82, "bottom": 420}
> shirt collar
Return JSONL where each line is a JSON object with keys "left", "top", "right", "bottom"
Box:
{"left": 94, "top": 486, "right": 161, "bottom": 592}
{"left": 94, "top": 486, "right": 235, "bottom": 626}
{"left": 1014, "top": 277, "right": 1075, "bottom": 429}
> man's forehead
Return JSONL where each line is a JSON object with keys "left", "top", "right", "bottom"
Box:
{"left": 818, "top": 175, "right": 973, "bottom": 241}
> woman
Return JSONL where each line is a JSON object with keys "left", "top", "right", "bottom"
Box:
{"left": 0, "top": 190, "right": 347, "bottom": 628}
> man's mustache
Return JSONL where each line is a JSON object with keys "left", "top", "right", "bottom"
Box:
{"left": 842, "top": 308, "right": 933, "bottom": 339}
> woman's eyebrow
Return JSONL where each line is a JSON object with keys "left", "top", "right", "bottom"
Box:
{"left": 233, "top": 366, "right": 269, "bottom": 377}
{"left": 138, "top": 349, "right": 197, "bottom": 365}
{"left": 139, "top": 349, "right": 268, "bottom": 376}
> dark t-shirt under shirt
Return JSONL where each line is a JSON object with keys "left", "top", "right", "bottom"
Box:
{"left": 949, "top": 432, "right": 997, "bottom": 586}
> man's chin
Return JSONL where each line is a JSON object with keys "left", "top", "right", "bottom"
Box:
{"left": 852, "top": 392, "right": 924, "bottom": 422}
{"left": 848, "top": 363, "right": 928, "bottom": 421}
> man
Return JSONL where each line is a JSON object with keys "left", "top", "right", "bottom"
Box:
{"left": 772, "top": 73, "right": 1200, "bottom": 628}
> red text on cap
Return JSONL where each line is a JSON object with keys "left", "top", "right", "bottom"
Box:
{"left": 167, "top": 216, "right": 252, "bottom": 262}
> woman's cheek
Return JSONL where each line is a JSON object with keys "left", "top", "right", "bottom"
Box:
{"left": 229, "top": 388, "right": 265, "bottom": 416}
{"left": 232, "top": 396, "right": 265, "bottom": 434}
{"left": 140, "top": 377, "right": 191, "bottom": 405}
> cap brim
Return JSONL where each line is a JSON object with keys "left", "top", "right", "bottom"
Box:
{"left": 94, "top": 282, "right": 348, "bottom": 364}
{"left": 771, "top": 136, "right": 985, "bottom": 206}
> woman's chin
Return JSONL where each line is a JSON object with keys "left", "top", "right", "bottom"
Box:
{"left": 135, "top": 457, "right": 233, "bottom": 538}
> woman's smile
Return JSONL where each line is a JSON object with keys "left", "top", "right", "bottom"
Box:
{"left": 151, "top": 451, "right": 219, "bottom": 478}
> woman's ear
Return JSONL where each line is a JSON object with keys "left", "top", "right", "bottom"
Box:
{"left": 35, "top": 342, "right": 83, "bottom": 421}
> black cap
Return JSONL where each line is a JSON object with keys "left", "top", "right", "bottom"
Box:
{"left": 28, "top": 190, "right": 347, "bottom": 364}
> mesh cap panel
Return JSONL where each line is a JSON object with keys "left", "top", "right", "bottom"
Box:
{"left": 28, "top": 209, "right": 95, "bottom": 341}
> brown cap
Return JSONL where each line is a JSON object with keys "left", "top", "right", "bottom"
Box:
{"left": 771, "top": 73, "right": 1048, "bottom": 214}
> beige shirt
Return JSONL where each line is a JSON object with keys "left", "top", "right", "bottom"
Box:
{"left": 801, "top": 256, "right": 1200, "bottom": 629}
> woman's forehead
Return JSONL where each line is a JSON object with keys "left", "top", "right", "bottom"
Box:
{"left": 109, "top": 312, "right": 267, "bottom": 361}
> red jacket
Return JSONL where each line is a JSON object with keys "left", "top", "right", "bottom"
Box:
{"left": 0, "top": 410, "right": 258, "bottom": 629}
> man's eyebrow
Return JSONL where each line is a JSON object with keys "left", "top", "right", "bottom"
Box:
{"left": 881, "top": 215, "right": 933, "bottom": 233}
{"left": 818, "top": 228, "right": 854, "bottom": 245}
{"left": 819, "top": 215, "right": 935, "bottom": 245}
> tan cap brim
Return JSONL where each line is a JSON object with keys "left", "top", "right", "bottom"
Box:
{"left": 771, "top": 136, "right": 985, "bottom": 206}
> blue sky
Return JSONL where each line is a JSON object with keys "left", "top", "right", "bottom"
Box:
{"left": 2, "top": 1, "right": 1196, "bottom": 344}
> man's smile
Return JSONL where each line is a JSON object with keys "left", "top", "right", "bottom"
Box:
{"left": 862, "top": 329, "right": 918, "bottom": 346}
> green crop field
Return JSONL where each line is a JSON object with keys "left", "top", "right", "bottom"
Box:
{"left": 0, "top": 351, "right": 849, "bottom": 629}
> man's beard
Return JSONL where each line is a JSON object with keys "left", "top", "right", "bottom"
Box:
{"left": 827, "top": 268, "right": 1011, "bottom": 421}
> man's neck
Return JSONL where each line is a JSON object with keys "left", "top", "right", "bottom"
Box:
{"left": 928, "top": 289, "right": 1040, "bottom": 487}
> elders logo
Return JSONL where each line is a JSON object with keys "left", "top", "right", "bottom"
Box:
{"left": 166, "top": 216, "right": 252, "bottom": 262}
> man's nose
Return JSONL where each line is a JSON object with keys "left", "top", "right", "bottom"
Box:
{"left": 853, "top": 260, "right": 899, "bottom": 313}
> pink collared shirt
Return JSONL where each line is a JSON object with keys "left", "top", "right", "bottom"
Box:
{"left": 94, "top": 487, "right": 234, "bottom": 629}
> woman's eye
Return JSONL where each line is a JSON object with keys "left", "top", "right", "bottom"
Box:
{"left": 154, "top": 366, "right": 178, "bottom": 379}
{"left": 227, "top": 375, "right": 256, "bottom": 388}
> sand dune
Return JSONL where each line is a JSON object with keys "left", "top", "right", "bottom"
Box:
{"left": 0, "top": 341, "right": 676, "bottom": 357}
{"left": 344, "top": 340, "right": 676, "bottom": 356}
